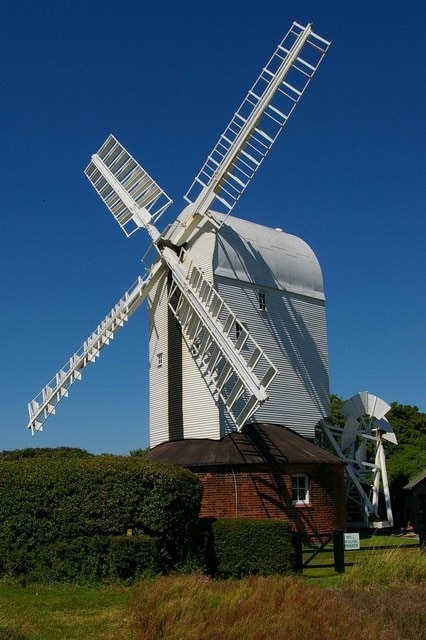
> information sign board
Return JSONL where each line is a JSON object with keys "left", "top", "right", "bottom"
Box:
{"left": 344, "top": 532, "right": 360, "bottom": 550}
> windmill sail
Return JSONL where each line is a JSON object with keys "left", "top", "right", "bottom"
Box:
{"left": 173, "top": 22, "right": 330, "bottom": 245}
{"left": 166, "top": 254, "right": 278, "bottom": 429}
{"left": 85, "top": 135, "right": 172, "bottom": 239}
{"left": 27, "top": 21, "right": 329, "bottom": 438}
{"left": 85, "top": 135, "right": 278, "bottom": 430}
{"left": 27, "top": 261, "right": 166, "bottom": 435}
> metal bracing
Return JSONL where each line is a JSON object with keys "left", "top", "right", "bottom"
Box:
{"left": 27, "top": 261, "right": 166, "bottom": 435}
{"left": 183, "top": 22, "right": 330, "bottom": 225}
{"left": 167, "top": 254, "right": 278, "bottom": 429}
{"left": 321, "top": 420, "right": 375, "bottom": 527}
{"left": 320, "top": 392, "right": 398, "bottom": 528}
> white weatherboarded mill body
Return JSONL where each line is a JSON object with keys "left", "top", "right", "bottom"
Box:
{"left": 149, "top": 213, "right": 329, "bottom": 447}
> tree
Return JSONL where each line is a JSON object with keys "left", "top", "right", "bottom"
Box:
{"left": 129, "top": 447, "right": 151, "bottom": 457}
{"left": 386, "top": 403, "right": 426, "bottom": 449}
{"left": 386, "top": 442, "right": 426, "bottom": 488}
{"left": 328, "top": 394, "right": 345, "bottom": 427}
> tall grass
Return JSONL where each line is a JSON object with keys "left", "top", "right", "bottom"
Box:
{"left": 1, "top": 546, "right": 423, "bottom": 639}
{"left": 338, "top": 548, "right": 426, "bottom": 640}
{"left": 344, "top": 546, "right": 426, "bottom": 586}
{"left": 128, "top": 555, "right": 426, "bottom": 640}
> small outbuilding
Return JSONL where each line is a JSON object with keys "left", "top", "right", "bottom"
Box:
{"left": 403, "top": 472, "right": 426, "bottom": 534}
{"left": 145, "top": 423, "right": 346, "bottom": 536}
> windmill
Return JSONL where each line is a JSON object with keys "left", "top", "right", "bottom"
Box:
{"left": 321, "top": 392, "right": 398, "bottom": 528}
{"left": 27, "top": 22, "right": 331, "bottom": 448}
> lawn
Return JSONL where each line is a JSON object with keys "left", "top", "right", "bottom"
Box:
{"left": 301, "top": 530, "right": 420, "bottom": 582}
{"left": 0, "top": 582, "right": 132, "bottom": 640}
{"left": 0, "top": 533, "right": 423, "bottom": 640}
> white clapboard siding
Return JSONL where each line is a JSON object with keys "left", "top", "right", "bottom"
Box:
{"left": 182, "top": 221, "right": 216, "bottom": 280}
{"left": 181, "top": 342, "right": 221, "bottom": 439}
{"left": 148, "top": 274, "right": 170, "bottom": 448}
{"left": 181, "top": 225, "right": 221, "bottom": 439}
{"left": 215, "top": 277, "right": 329, "bottom": 438}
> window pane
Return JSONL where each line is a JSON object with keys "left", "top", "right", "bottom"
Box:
{"left": 292, "top": 475, "right": 308, "bottom": 503}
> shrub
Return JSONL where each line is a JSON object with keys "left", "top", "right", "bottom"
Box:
{"left": 0, "top": 447, "right": 93, "bottom": 461}
{"left": 108, "top": 534, "right": 159, "bottom": 581}
{"left": 203, "top": 518, "right": 295, "bottom": 578}
{"left": 0, "top": 455, "right": 202, "bottom": 582}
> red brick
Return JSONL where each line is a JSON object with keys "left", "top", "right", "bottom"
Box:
{"left": 189, "top": 463, "right": 346, "bottom": 536}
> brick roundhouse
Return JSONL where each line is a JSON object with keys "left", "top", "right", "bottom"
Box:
{"left": 146, "top": 423, "right": 346, "bottom": 536}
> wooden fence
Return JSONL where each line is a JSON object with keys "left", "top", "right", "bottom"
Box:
{"left": 293, "top": 530, "right": 421, "bottom": 574}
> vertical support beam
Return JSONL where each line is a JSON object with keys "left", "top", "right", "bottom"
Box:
{"left": 419, "top": 528, "right": 425, "bottom": 554}
{"left": 371, "top": 441, "right": 381, "bottom": 515}
{"left": 167, "top": 273, "right": 184, "bottom": 441}
{"left": 378, "top": 439, "right": 394, "bottom": 527}
{"left": 293, "top": 532, "right": 303, "bottom": 573}
{"left": 333, "top": 529, "right": 345, "bottom": 573}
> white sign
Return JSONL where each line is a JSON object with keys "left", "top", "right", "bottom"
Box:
{"left": 344, "top": 532, "right": 360, "bottom": 550}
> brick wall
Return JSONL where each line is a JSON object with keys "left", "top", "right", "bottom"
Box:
{"left": 190, "top": 462, "right": 346, "bottom": 536}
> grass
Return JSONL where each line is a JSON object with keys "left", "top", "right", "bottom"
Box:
{"left": 301, "top": 530, "right": 420, "bottom": 583}
{"left": 343, "top": 543, "right": 425, "bottom": 586}
{"left": 0, "top": 581, "right": 132, "bottom": 640}
{"left": 129, "top": 553, "right": 426, "bottom": 640}
{"left": 128, "top": 538, "right": 425, "bottom": 640}
{"left": 0, "top": 534, "right": 423, "bottom": 640}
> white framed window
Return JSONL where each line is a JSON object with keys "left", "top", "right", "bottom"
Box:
{"left": 157, "top": 352, "right": 163, "bottom": 367}
{"left": 291, "top": 475, "right": 309, "bottom": 505}
{"left": 258, "top": 290, "right": 266, "bottom": 311}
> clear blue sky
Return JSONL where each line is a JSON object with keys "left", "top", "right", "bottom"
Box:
{"left": 2, "top": 0, "right": 425, "bottom": 454}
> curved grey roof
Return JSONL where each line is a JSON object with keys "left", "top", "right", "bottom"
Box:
{"left": 214, "top": 214, "right": 325, "bottom": 300}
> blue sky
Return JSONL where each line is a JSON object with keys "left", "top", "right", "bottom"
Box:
{"left": 2, "top": 0, "right": 425, "bottom": 454}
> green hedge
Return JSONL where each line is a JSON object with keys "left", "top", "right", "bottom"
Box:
{"left": 203, "top": 518, "right": 296, "bottom": 578}
{"left": 0, "top": 454, "right": 202, "bottom": 582}
{"left": 0, "top": 533, "right": 159, "bottom": 584}
{"left": 107, "top": 534, "right": 159, "bottom": 581}
{"left": 0, "top": 447, "right": 93, "bottom": 462}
